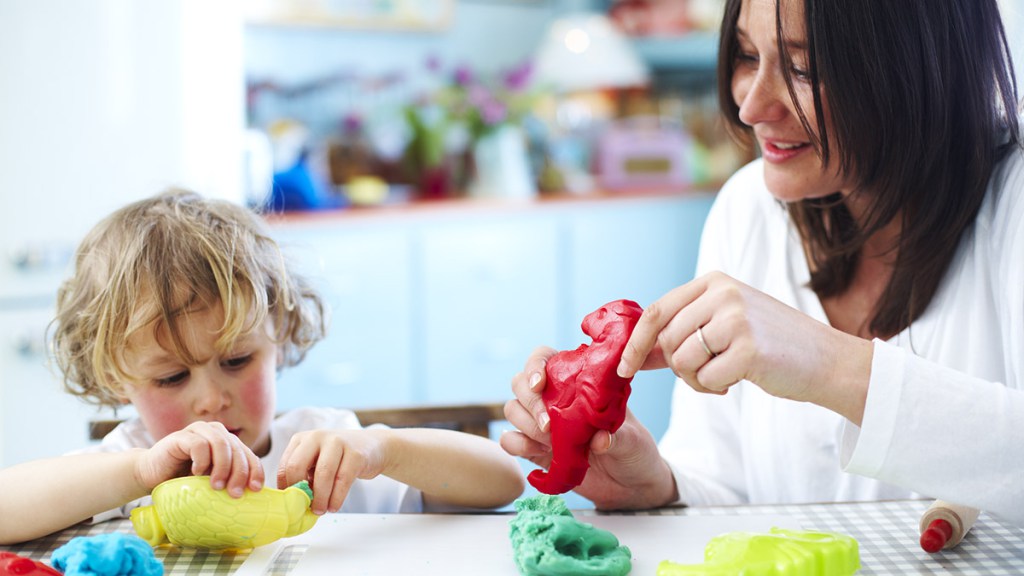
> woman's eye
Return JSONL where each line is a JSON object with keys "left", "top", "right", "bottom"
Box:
{"left": 737, "top": 51, "right": 758, "bottom": 65}
{"left": 155, "top": 371, "right": 188, "bottom": 387}
{"left": 223, "top": 354, "right": 253, "bottom": 370}
{"left": 791, "top": 66, "right": 811, "bottom": 81}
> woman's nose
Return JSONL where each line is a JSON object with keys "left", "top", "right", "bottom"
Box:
{"left": 735, "top": 66, "right": 787, "bottom": 127}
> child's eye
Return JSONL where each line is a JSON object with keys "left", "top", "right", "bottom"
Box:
{"left": 223, "top": 354, "right": 253, "bottom": 370}
{"left": 155, "top": 371, "right": 188, "bottom": 387}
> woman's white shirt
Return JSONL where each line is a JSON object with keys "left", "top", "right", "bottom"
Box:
{"left": 659, "top": 149, "right": 1024, "bottom": 526}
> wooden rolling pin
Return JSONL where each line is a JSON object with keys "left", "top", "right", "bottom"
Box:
{"left": 919, "top": 500, "right": 980, "bottom": 552}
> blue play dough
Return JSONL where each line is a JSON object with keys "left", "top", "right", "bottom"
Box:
{"left": 51, "top": 534, "right": 163, "bottom": 576}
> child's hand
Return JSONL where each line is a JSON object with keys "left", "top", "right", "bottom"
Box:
{"left": 276, "top": 429, "right": 388, "bottom": 515}
{"left": 136, "top": 421, "right": 264, "bottom": 497}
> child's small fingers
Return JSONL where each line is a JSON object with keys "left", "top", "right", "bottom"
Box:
{"left": 195, "top": 424, "right": 237, "bottom": 490}
{"left": 276, "top": 438, "right": 301, "bottom": 489}
{"left": 327, "top": 471, "right": 356, "bottom": 514}
{"left": 328, "top": 450, "right": 367, "bottom": 513}
{"left": 310, "top": 442, "right": 345, "bottom": 514}
{"left": 224, "top": 439, "right": 254, "bottom": 497}
{"left": 244, "top": 444, "right": 264, "bottom": 491}
{"left": 183, "top": 435, "right": 214, "bottom": 483}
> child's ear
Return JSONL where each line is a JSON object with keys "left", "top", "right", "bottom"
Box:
{"left": 112, "top": 390, "right": 132, "bottom": 405}
{"left": 108, "top": 381, "right": 134, "bottom": 404}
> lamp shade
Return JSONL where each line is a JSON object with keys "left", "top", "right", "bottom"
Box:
{"left": 534, "top": 12, "right": 650, "bottom": 93}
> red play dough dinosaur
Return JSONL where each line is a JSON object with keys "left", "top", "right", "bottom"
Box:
{"left": 528, "top": 299, "right": 644, "bottom": 495}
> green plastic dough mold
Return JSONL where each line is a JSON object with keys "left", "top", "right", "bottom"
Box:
{"left": 657, "top": 527, "right": 860, "bottom": 575}
{"left": 509, "top": 494, "right": 632, "bottom": 576}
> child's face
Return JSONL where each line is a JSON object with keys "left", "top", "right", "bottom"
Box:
{"left": 121, "top": 303, "right": 279, "bottom": 456}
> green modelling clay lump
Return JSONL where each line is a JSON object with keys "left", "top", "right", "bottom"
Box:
{"left": 293, "top": 480, "right": 313, "bottom": 502}
{"left": 657, "top": 527, "right": 860, "bottom": 576}
{"left": 509, "top": 495, "right": 632, "bottom": 576}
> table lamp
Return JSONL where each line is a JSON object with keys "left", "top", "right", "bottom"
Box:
{"left": 532, "top": 12, "right": 650, "bottom": 192}
{"left": 534, "top": 12, "right": 649, "bottom": 94}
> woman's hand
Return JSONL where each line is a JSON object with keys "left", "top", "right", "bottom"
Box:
{"left": 276, "top": 429, "right": 387, "bottom": 515}
{"left": 617, "top": 271, "right": 872, "bottom": 424}
{"left": 500, "top": 346, "right": 678, "bottom": 510}
{"left": 136, "top": 421, "right": 264, "bottom": 497}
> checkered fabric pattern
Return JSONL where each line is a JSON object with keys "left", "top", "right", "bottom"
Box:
{"left": 3, "top": 500, "right": 1021, "bottom": 574}
{"left": 584, "top": 499, "right": 1024, "bottom": 575}
{"left": 0, "top": 521, "right": 248, "bottom": 575}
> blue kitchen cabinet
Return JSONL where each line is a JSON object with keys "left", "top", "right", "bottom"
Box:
{"left": 267, "top": 192, "right": 715, "bottom": 432}
{"left": 417, "top": 214, "right": 560, "bottom": 405}
{"left": 0, "top": 306, "right": 123, "bottom": 466}
{"left": 272, "top": 224, "right": 416, "bottom": 410}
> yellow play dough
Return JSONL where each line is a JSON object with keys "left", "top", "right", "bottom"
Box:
{"left": 130, "top": 476, "right": 319, "bottom": 550}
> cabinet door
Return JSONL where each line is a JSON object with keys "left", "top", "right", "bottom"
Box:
{"left": 0, "top": 307, "right": 120, "bottom": 467}
{"left": 565, "top": 194, "right": 715, "bottom": 441}
{"left": 273, "top": 227, "right": 415, "bottom": 410}
{"left": 418, "top": 215, "right": 560, "bottom": 404}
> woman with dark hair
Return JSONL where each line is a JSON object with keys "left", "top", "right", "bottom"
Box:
{"left": 502, "top": 0, "right": 1024, "bottom": 525}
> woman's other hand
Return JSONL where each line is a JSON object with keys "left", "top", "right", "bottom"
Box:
{"left": 500, "top": 346, "right": 678, "bottom": 510}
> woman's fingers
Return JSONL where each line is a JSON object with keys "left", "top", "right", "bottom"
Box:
{"left": 503, "top": 398, "right": 549, "bottom": 442}
{"left": 510, "top": 346, "right": 557, "bottom": 433}
{"left": 499, "top": 428, "right": 551, "bottom": 460}
{"left": 618, "top": 277, "right": 711, "bottom": 379}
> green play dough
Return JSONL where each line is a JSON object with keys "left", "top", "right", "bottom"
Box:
{"left": 292, "top": 480, "right": 313, "bottom": 502}
{"left": 656, "top": 527, "right": 860, "bottom": 576}
{"left": 508, "top": 495, "right": 632, "bottom": 576}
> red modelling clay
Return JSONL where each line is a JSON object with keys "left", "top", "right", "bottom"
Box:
{"left": 0, "top": 552, "right": 63, "bottom": 576}
{"left": 920, "top": 519, "right": 953, "bottom": 553}
{"left": 528, "top": 299, "right": 643, "bottom": 495}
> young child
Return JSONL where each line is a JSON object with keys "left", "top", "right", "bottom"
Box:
{"left": 0, "top": 190, "right": 525, "bottom": 544}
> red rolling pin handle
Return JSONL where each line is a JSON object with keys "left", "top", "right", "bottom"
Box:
{"left": 919, "top": 500, "right": 980, "bottom": 553}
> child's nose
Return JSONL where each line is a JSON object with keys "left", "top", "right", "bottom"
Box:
{"left": 191, "top": 374, "right": 231, "bottom": 415}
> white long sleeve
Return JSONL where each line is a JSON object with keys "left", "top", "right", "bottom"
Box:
{"left": 659, "top": 149, "right": 1024, "bottom": 525}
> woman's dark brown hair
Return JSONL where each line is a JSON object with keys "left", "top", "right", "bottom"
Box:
{"left": 717, "top": 0, "right": 1020, "bottom": 337}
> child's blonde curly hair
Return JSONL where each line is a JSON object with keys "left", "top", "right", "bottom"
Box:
{"left": 50, "top": 189, "right": 326, "bottom": 408}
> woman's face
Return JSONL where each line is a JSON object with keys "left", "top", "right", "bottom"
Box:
{"left": 730, "top": 0, "right": 855, "bottom": 201}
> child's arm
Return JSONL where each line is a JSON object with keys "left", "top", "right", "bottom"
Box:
{"left": 0, "top": 421, "right": 263, "bottom": 544}
{"left": 277, "top": 428, "right": 525, "bottom": 514}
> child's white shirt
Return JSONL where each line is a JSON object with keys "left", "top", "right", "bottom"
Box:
{"left": 76, "top": 406, "right": 422, "bottom": 523}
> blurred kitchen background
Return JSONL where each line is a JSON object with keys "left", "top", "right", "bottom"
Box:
{"left": 2, "top": 0, "right": 1022, "bottom": 506}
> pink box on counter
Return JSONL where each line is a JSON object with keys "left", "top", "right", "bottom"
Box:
{"left": 597, "top": 117, "right": 691, "bottom": 190}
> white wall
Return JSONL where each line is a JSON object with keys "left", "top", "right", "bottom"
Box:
{"left": 1000, "top": 0, "right": 1024, "bottom": 97}
{"left": 0, "top": 0, "right": 246, "bottom": 466}
{"left": 0, "top": 0, "right": 246, "bottom": 254}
